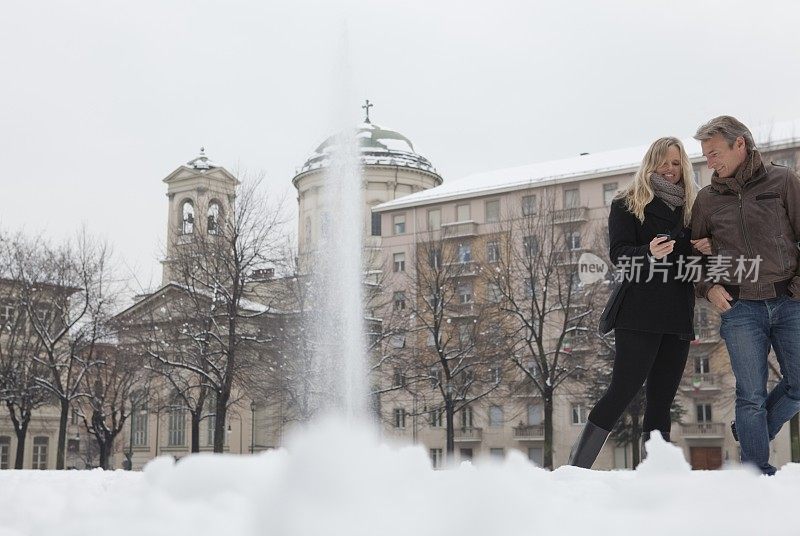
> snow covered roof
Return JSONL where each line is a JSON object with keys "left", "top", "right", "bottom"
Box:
{"left": 374, "top": 118, "right": 800, "bottom": 212}
{"left": 296, "top": 122, "right": 439, "bottom": 176}
{"left": 186, "top": 147, "right": 219, "bottom": 171}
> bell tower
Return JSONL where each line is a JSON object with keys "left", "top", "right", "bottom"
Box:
{"left": 161, "top": 148, "right": 239, "bottom": 284}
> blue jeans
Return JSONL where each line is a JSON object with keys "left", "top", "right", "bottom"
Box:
{"left": 720, "top": 295, "right": 800, "bottom": 474}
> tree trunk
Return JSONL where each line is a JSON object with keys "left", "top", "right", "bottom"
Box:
{"left": 98, "top": 439, "right": 109, "bottom": 470}
{"left": 630, "top": 409, "right": 642, "bottom": 468}
{"left": 213, "top": 393, "right": 229, "bottom": 453}
{"left": 445, "top": 396, "right": 455, "bottom": 459}
{"left": 13, "top": 420, "right": 29, "bottom": 470}
{"left": 56, "top": 398, "right": 69, "bottom": 470}
{"left": 791, "top": 413, "right": 800, "bottom": 463}
{"left": 543, "top": 388, "right": 553, "bottom": 469}
{"left": 190, "top": 411, "right": 201, "bottom": 453}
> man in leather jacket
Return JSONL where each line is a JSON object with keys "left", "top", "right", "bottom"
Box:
{"left": 690, "top": 115, "right": 800, "bottom": 475}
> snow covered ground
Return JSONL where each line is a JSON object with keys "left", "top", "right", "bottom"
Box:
{"left": 1, "top": 417, "right": 797, "bottom": 536}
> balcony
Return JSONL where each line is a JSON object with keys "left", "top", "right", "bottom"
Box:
{"left": 454, "top": 427, "right": 483, "bottom": 442}
{"left": 449, "top": 303, "right": 478, "bottom": 318}
{"left": 681, "top": 422, "right": 726, "bottom": 439}
{"left": 680, "top": 373, "right": 721, "bottom": 393}
{"left": 692, "top": 328, "right": 720, "bottom": 344}
{"left": 552, "top": 207, "right": 588, "bottom": 225}
{"left": 513, "top": 424, "right": 545, "bottom": 440}
{"left": 555, "top": 249, "right": 585, "bottom": 266}
{"left": 441, "top": 221, "right": 478, "bottom": 239}
{"left": 443, "top": 261, "right": 479, "bottom": 277}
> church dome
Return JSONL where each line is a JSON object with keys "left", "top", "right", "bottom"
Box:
{"left": 297, "top": 122, "right": 437, "bottom": 175}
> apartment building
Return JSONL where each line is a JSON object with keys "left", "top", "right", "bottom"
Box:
{"left": 373, "top": 120, "right": 800, "bottom": 469}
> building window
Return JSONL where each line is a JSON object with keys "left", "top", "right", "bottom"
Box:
{"left": 181, "top": 201, "right": 195, "bottom": 235}
{"left": 457, "top": 243, "right": 472, "bottom": 263}
{"left": 522, "top": 195, "right": 537, "bottom": 216}
{"left": 32, "top": 436, "right": 48, "bottom": 470}
{"left": 614, "top": 446, "right": 628, "bottom": 469}
{"left": 486, "top": 282, "right": 502, "bottom": 303}
{"left": 603, "top": 183, "right": 618, "bottom": 206}
{"left": 430, "top": 448, "right": 443, "bottom": 469}
{"left": 427, "top": 209, "right": 441, "bottom": 231}
{"left": 524, "top": 277, "right": 536, "bottom": 298}
{"left": 207, "top": 201, "right": 221, "bottom": 235}
{"left": 0, "top": 436, "right": 9, "bottom": 469}
{"left": 429, "top": 247, "right": 442, "bottom": 269}
{"left": 485, "top": 200, "right": 500, "bottom": 223}
{"left": 389, "top": 334, "right": 406, "bottom": 349}
{"left": 489, "top": 448, "right": 505, "bottom": 459}
{"left": 697, "top": 404, "right": 713, "bottom": 423}
{"left": 572, "top": 404, "right": 588, "bottom": 425}
{"left": 168, "top": 402, "right": 186, "bottom": 446}
{"left": 528, "top": 447, "right": 544, "bottom": 466}
{"left": 393, "top": 214, "right": 406, "bottom": 235}
{"left": 489, "top": 366, "right": 502, "bottom": 384}
{"left": 695, "top": 357, "right": 710, "bottom": 374}
{"left": 429, "top": 366, "right": 442, "bottom": 387}
{"left": 486, "top": 241, "right": 500, "bottom": 263}
{"left": 692, "top": 164, "right": 703, "bottom": 186}
{"left": 371, "top": 213, "right": 382, "bottom": 236}
{"left": 131, "top": 402, "right": 148, "bottom": 447}
{"left": 458, "top": 323, "right": 472, "bottom": 345}
{"left": 457, "top": 283, "right": 473, "bottom": 304}
{"left": 393, "top": 408, "right": 406, "bottom": 428}
{"left": 489, "top": 405, "right": 504, "bottom": 427}
{"left": 460, "top": 448, "right": 473, "bottom": 461}
{"left": 393, "top": 291, "right": 406, "bottom": 311}
{"left": 456, "top": 204, "right": 471, "bottom": 222}
{"left": 71, "top": 408, "right": 79, "bottom": 426}
{"left": 523, "top": 236, "right": 538, "bottom": 257}
{"left": 429, "top": 408, "right": 443, "bottom": 428}
{"left": 564, "top": 188, "right": 580, "bottom": 209}
{"left": 393, "top": 252, "right": 406, "bottom": 273}
{"left": 201, "top": 414, "right": 214, "bottom": 447}
{"left": 392, "top": 368, "right": 406, "bottom": 388}
{"left": 565, "top": 231, "right": 581, "bottom": 250}
{"left": 527, "top": 404, "right": 543, "bottom": 425}
{"left": 460, "top": 406, "right": 474, "bottom": 428}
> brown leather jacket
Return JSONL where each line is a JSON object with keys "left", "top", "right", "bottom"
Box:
{"left": 691, "top": 161, "right": 800, "bottom": 300}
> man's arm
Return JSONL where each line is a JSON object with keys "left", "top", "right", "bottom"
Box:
{"left": 782, "top": 167, "right": 800, "bottom": 298}
{"left": 690, "top": 194, "right": 714, "bottom": 299}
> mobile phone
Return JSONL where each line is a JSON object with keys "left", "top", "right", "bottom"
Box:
{"left": 656, "top": 233, "right": 671, "bottom": 240}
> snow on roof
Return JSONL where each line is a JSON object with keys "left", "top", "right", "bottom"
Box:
{"left": 296, "top": 122, "right": 439, "bottom": 176}
{"left": 374, "top": 118, "right": 800, "bottom": 212}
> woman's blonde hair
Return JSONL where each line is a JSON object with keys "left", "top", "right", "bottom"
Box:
{"left": 618, "top": 137, "right": 697, "bottom": 226}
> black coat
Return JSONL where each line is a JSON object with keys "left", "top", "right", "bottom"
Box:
{"left": 608, "top": 197, "right": 695, "bottom": 338}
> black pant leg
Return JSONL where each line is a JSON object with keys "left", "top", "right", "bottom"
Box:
{"left": 642, "top": 334, "right": 690, "bottom": 436}
{"left": 587, "top": 329, "right": 661, "bottom": 431}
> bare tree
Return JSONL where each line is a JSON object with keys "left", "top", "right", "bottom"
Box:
{"left": 482, "top": 189, "right": 604, "bottom": 469}
{"left": 76, "top": 342, "right": 149, "bottom": 469}
{"left": 5, "top": 229, "right": 114, "bottom": 469}
{"left": 0, "top": 233, "right": 52, "bottom": 468}
{"left": 124, "top": 175, "right": 286, "bottom": 453}
{"left": 387, "top": 233, "right": 504, "bottom": 458}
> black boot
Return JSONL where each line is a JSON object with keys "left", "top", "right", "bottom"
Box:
{"left": 568, "top": 420, "right": 611, "bottom": 468}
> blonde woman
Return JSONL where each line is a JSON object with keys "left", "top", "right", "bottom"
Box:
{"left": 569, "top": 137, "right": 699, "bottom": 468}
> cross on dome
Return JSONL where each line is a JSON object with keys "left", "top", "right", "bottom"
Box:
{"left": 362, "top": 99, "right": 373, "bottom": 123}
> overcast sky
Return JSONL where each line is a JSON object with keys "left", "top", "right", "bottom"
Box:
{"left": 2, "top": 0, "right": 799, "bottom": 294}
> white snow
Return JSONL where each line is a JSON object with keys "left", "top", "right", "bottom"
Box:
{"left": 1, "top": 418, "right": 797, "bottom": 536}
{"left": 375, "top": 118, "right": 800, "bottom": 211}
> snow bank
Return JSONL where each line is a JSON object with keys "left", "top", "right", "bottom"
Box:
{"left": 0, "top": 418, "right": 796, "bottom": 536}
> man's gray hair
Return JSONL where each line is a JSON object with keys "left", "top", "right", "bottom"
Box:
{"left": 694, "top": 115, "right": 756, "bottom": 151}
